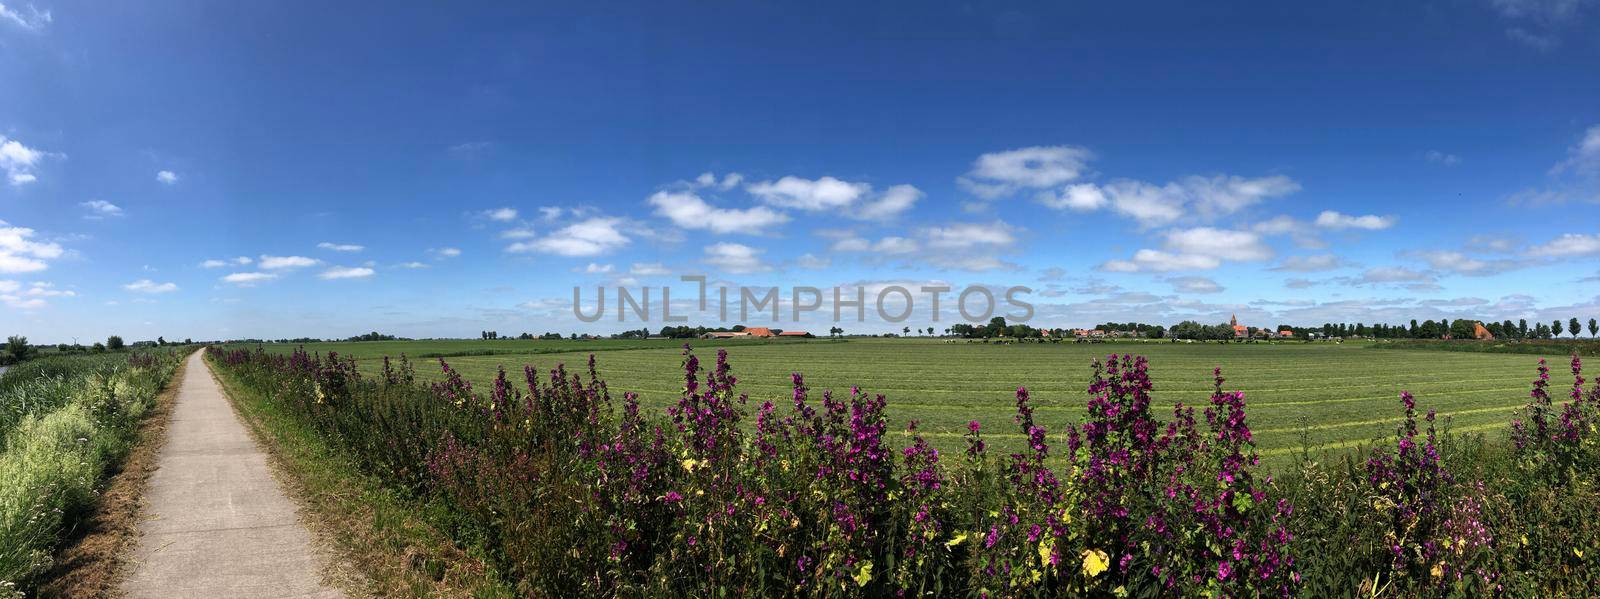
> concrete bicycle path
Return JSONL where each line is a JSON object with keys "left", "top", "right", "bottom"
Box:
{"left": 122, "top": 350, "right": 341, "bottom": 598}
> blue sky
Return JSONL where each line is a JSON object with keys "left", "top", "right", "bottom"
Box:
{"left": 3, "top": 0, "right": 1600, "bottom": 343}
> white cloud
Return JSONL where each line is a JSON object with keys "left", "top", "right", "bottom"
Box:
{"left": 201, "top": 256, "right": 252, "bottom": 268}
{"left": 1425, "top": 150, "right": 1462, "bottom": 166}
{"left": 0, "top": 280, "right": 72, "bottom": 309}
{"left": 0, "top": 3, "right": 50, "bottom": 30}
{"left": 1411, "top": 250, "right": 1527, "bottom": 276}
{"left": 221, "top": 272, "right": 277, "bottom": 286}
{"left": 318, "top": 266, "right": 375, "bottom": 280}
{"left": 1098, "top": 250, "right": 1221, "bottom": 273}
{"left": 0, "top": 221, "right": 64, "bottom": 273}
{"left": 0, "top": 135, "right": 51, "bottom": 185}
{"left": 694, "top": 171, "right": 744, "bottom": 191}
{"left": 852, "top": 184, "right": 922, "bottom": 220}
{"left": 1526, "top": 233, "right": 1600, "bottom": 257}
{"left": 1551, "top": 125, "right": 1600, "bottom": 176}
{"left": 1037, "top": 183, "right": 1107, "bottom": 211}
{"left": 123, "top": 279, "right": 179, "bottom": 294}
{"left": 630, "top": 262, "right": 671, "bottom": 276}
{"left": 499, "top": 227, "right": 536, "bottom": 239}
{"left": 1039, "top": 175, "right": 1298, "bottom": 227}
{"left": 507, "top": 217, "right": 630, "bottom": 256}
{"left": 1162, "top": 227, "right": 1273, "bottom": 261}
{"left": 317, "top": 242, "right": 365, "bottom": 252}
{"left": 1314, "top": 210, "right": 1396, "bottom": 230}
{"left": 648, "top": 190, "right": 790, "bottom": 233}
{"left": 1357, "top": 266, "right": 1433, "bottom": 284}
{"left": 482, "top": 207, "right": 519, "bottom": 222}
{"left": 80, "top": 200, "right": 124, "bottom": 219}
{"left": 746, "top": 176, "right": 871, "bottom": 211}
{"left": 795, "top": 253, "right": 830, "bottom": 269}
{"left": 258, "top": 255, "right": 319, "bottom": 269}
{"left": 1168, "top": 276, "right": 1224, "bottom": 294}
{"left": 922, "top": 221, "right": 1017, "bottom": 250}
{"left": 156, "top": 170, "right": 180, "bottom": 185}
{"left": 873, "top": 236, "right": 920, "bottom": 254}
{"left": 703, "top": 242, "right": 769, "bottom": 274}
{"left": 397, "top": 261, "right": 430, "bottom": 269}
{"left": 538, "top": 206, "right": 563, "bottom": 221}
{"left": 431, "top": 247, "right": 462, "bottom": 258}
{"left": 959, "top": 146, "right": 1093, "bottom": 199}
{"left": 581, "top": 262, "right": 614, "bottom": 274}
{"left": 831, "top": 237, "right": 871, "bottom": 252}
{"left": 1270, "top": 254, "right": 1346, "bottom": 272}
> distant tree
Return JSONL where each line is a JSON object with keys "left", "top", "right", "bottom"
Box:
{"left": 829, "top": 326, "right": 843, "bottom": 338}
{"left": 1590, "top": 318, "right": 1598, "bottom": 338}
{"left": 903, "top": 326, "right": 911, "bottom": 337}
{"left": 107, "top": 335, "right": 125, "bottom": 351}
{"left": 1518, "top": 319, "right": 1528, "bottom": 338}
{"left": 1570, "top": 318, "right": 1582, "bottom": 339}
{"left": 157, "top": 336, "right": 166, "bottom": 346}
{"left": 3, "top": 335, "right": 31, "bottom": 364}
{"left": 92, "top": 342, "right": 106, "bottom": 353}
{"left": 1553, "top": 320, "right": 1565, "bottom": 338}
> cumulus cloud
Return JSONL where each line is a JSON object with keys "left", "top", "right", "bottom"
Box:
{"left": 795, "top": 253, "right": 830, "bottom": 269}
{"left": 694, "top": 172, "right": 744, "bottom": 190}
{"left": 0, "top": 280, "right": 73, "bottom": 309}
{"left": 1037, "top": 183, "right": 1107, "bottom": 211}
{"left": 258, "top": 255, "right": 319, "bottom": 269}
{"left": 1162, "top": 227, "right": 1273, "bottom": 261}
{"left": 959, "top": 146, "right": 1093, "bottom": 199}
{"left": 630, "top": 262, "right": 671, "bottom": 276}
{"left": 430, "top": 247, "right": 462, "bottom": 258}
{"left": 156, "top": 170, "right": 180, "bottom": 185}
{"left": 1314, "top": 210, "right": 1396, "bottom": 230}
{"left": 746, "top": 176, "right": 869, "bottom": 211}
{"left": 922, "top": 221, "right": 1017, "bottom": 250}
{"left": 319, "top": 266, "right": 375, "bottom": 280}
{"left": 317, "top": 242, "right": 365, "bottom": 252}
{"left": 1270, "top": 254, "right": 1346, "bottom": 272}
{"left": 0, "top": 220, "right": 64, "bottom": 273}
{"left": 482, "top": 207, "right": 519, "bottom": 222}
{"left": 221, "top": 272, "right": 277, "bottom": 286}
{"left": 1551, "top": 125, "right": 1600, "bottom": 176}
{"left": 0, "top": 135, "right": 52, "bottom": 185}
{"left": 397, "top": 261, "right": 430, "bottom": 269}
{"left": 703, "top": 242, "right": 770, "bottom": 274}
{"left": 1411, "top": 250, "right": 1528, "bottom": 276}
{"left": 1099, "top": 250, "right": 1221, "bottom": 273}
{"left": 1168, "top": 276, "right": 1224, "bottom": 294}
{"left": 648, "top": 190, "right": 790, "bottom": 234}
{"left": 123, "top": 279, "right": 179, "bottom": 294}
{"left": 201, "top": 256, "right": 252, "bottom": 268}
{"left": 507, "top": 217, "right": 630, "bottom": 256}
{"left": 1355, "top": 266, "right": 1434, "bottom": 284}
{"left": 853, "top": 184, "right": 922, "bottom": 220}
{"left": 1526, "top": 233, "right": 1600, "bottom": 257}
{"left": 1057, "top": 175, "right": 1298, "bottom": 227}
{"left": 80, "top": 200, "right": 124, "bottom": 219}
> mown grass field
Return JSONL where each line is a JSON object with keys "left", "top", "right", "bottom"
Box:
{"left": 230, "top": 338, "right": 1565, "bottom": 463}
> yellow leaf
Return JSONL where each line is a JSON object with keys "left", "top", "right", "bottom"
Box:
{"left": 681, "top": 458, "right": 699, "bottom": 471}
{"left": 1430, "top": 563, "right": 1443, "bottom": 578}
{"left": 1038, "top": 538, "right": 1054, "bottom": 565}
{"left": 1577, "top": 548, "right": 1586, "bottom": 559}
{"left": 1082, "top": 549, "right": 1109, "bottom": 578}
{"left": 945, "top": 533, "right": 968, "bottom": 547}
{"left": 853, "top": 561, "right": 873, "bottom": 587}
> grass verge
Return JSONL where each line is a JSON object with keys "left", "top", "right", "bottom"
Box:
{"left": 33, "top": 357, "right": 187, "bottom": 598}
{"left": 207, "top": 352, "right": 516, "bottom": 598}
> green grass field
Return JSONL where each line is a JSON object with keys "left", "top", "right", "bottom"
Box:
{"left": 228, "top": 338, "right": 1569, "bottom": 464}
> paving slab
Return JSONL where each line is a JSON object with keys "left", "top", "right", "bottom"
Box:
{"left": 122, "top": 350, "right": 341, "bottom": 598}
